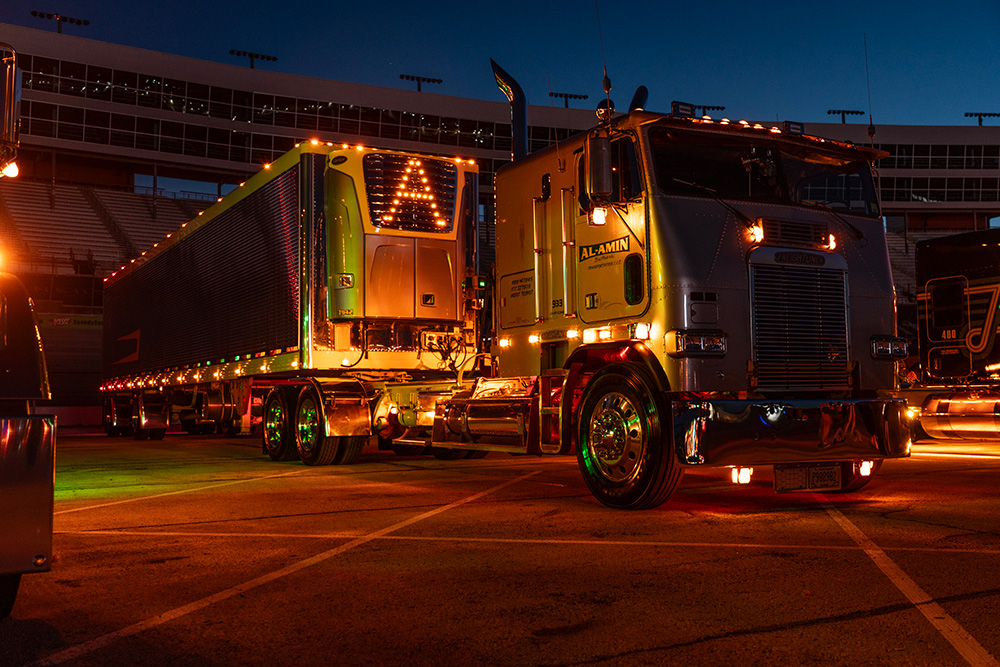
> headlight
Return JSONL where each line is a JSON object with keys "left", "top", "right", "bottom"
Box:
{"left": 666, "top": 330, "right": 727, "bottom": 357}
{"left": 871, "top": 335, "right": 908, "bottom": 359}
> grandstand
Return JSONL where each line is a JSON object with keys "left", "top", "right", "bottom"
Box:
{"left": 0, "top": 179, "right": 208, "bottom": 418}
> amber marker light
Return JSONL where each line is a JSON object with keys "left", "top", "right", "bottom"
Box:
{"left": 750, "top": 223, "right": 765, "bottom": 244}
{"left": 827, "top": 233, "right": 837, "bottom": 250}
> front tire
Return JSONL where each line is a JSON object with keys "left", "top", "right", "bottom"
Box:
{"left": 576, "top": 364, "right": 682, "bottom": 509}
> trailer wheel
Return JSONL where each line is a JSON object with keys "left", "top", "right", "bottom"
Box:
{"left": 295, "top": 386, "right": 339, "bottom": 466}
{"left": 332, "top": 435, "right": 365, "bottom": 465}
{"left": 576, "top": 364, "right": 682, "bottom": 509}
{"left": 263, "top": 388, "right": 298, "bottom": 461}
{"left": 830, "top": 460, "right": 883, "bottom": 493}
{"left": 0, "top": 574, "right": 20, "bottom": 619}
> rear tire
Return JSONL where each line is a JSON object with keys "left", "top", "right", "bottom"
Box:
{"left": 295, "top": 386, "right": 339, "bottom": 466}
{"left": 432, "top": 447, "right": 468, "bottom": 460}
{"left": 576, "top": 364, "right": 682, "bottom": 509}
{"left": 332, "top": 435, "right": 366, "bottom": 465}
{"left": 263, "top": 387, "right": 298, "bottom": 461}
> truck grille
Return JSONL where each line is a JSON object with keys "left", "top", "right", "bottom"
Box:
{"left": 762, "top": 219, "right": 828, "bottom": 246}
{"left": 751, "top": 264, "right": 850, "bottom": 390}
{"left": 363, "top": 153, "right": 457, "bottom": 232}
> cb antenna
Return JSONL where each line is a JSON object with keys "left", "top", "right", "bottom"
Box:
{"left": 864, "top": 33, "right": 876, "bottom": 145}
{"left": 595, "top": 0, "right": 614, "bottom": 124}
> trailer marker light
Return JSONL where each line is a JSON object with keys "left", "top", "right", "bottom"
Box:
{"left": 590, "top": 207, "right": 608, "bottom": 226}
{"left": 859, "top": 461, "right": 874, "bottom": 476}
{"left": 633, "top": 323, "right": 651, "bottom": 340}
{"left": 498, "top": 338, "right": 511, "bottom": 348}
{"left": 528, "top": 334, "right": 541, "bottom": 344}
{"left": 731, "top": 467, "right": 754, "bottom": 484}
{"left": 567, "top": 329, "right": 580, "bottom": 339}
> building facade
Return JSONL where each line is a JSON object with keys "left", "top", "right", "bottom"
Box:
{"left": 3, "top": 21, "right": 999, "bottom": 413}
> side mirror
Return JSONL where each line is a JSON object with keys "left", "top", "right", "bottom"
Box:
{"left": 587, "top": 134, "right": 612, "bottom": 201}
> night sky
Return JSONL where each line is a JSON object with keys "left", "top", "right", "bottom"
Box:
{"left": 1, "top": 0, "right": 998, "bottom": 127}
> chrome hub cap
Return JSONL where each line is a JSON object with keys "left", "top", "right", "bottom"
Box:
{"left": 588, "top": 392, "right": 645, "bottom": 483}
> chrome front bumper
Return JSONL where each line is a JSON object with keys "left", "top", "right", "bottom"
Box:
{"left": 673, "top": 398, "right": 910, "bottom": 467}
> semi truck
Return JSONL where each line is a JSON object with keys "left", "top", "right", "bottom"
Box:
{"left": 102, "top": 61, "right": 912, "bottom": 509}
{"left": 101, "top": 141, "right": 483, "bottom": 465}
{"left": 1, "top": 42, "right": 55, "bottom": 619}
{"left": 427, "top": 62, "right": 912, "bottom": 508}
{"left": 903, "top": 228, "right": 1000, "bottom": 438}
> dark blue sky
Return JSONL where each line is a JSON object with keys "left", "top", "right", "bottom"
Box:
{"left": 2, "top": 0, "right": 998, "bottom": 127}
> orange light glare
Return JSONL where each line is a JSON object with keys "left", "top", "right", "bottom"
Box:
{"left": 1, "top": 161, "right": 19, "bottom": 178}
{"left": 751, "top": 224, "right": 764, "bottom": 243}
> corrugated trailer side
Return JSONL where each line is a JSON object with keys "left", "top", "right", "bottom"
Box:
{"left": 103, "top": 152, "right": 321, "bottom": 379}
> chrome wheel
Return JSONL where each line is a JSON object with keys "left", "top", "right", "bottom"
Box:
{"left": 587, "top": 392, "right": 645, "bottom": 483}
{"left": 264, "top": 395, "right": 286, "bottom": 452}
{"left": 296, "top": 394, "right": 321, "bottom": 454}
{"left": 263, "top": 388, "right": 298, "bottom": 461}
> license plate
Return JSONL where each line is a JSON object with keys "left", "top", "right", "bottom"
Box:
{"left": 773, "top": 463, "right": 842, "bottom": 493}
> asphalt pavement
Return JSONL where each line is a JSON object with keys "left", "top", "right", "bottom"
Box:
{"left": 2, "top": 432, "right": 999, "bottom": 666}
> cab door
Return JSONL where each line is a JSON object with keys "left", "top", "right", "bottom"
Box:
{"left": 575, "top": 136, "right": 649, "bottom": 324}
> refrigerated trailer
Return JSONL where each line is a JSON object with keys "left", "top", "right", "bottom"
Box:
{"left": 428, "top": 63, "right": 912, "bottom": 508}
{"left": 102, "top": 142, "right": 482, "bottom": 465}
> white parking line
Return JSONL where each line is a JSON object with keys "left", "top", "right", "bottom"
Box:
{"left": 26, "top": 471, "right": 540, "bottom": 667}
{"left": 819, "top": 499, "right": 998, "bottom": 667}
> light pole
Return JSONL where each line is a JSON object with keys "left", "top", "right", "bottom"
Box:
{"left": 31, "top": 11, "right": 89, "bottom": 34}
{"left": 229, "top": 50, "right": 278, "bottom": 69}
{"left": 965, "top": 112, "right": 1000, "bottom": 127}
{"left": 400, "top": 74, "right": 442, "bottom": 92}
{"left": 827, "top": 109, "right": 864, "bottom": 124}
{"left": 549, "top": 92, "right": 588, "bottom": 108}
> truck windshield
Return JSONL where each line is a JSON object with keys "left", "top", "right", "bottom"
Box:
{"left": 648, "top": 127, "right": 880, "bottom": 217}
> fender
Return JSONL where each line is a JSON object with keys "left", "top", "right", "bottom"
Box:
{"left": 563, "top": 340, "right": 670, "bottom": 393}
{"left": 557, "top": 341, "right": 670, "bottom": 453}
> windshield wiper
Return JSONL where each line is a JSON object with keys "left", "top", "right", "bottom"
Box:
{"left": 670, "top": 178, "right": 759, "bottom": 230}
{"left": 800, "top": 199, "right": 866, "bottom": 241}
